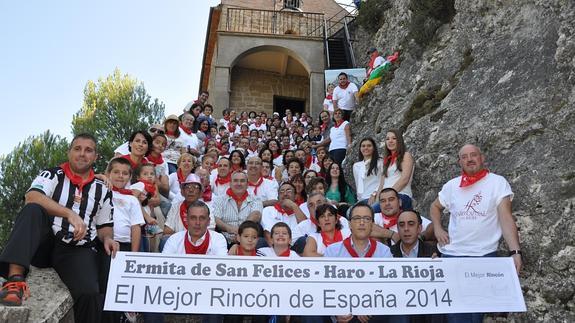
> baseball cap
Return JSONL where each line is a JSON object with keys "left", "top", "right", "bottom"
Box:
{"left": 367, "top": 47, "right": 378, "bottom": 54}
{"left": 165, "top": 114, "right": 180, "bottom": 123}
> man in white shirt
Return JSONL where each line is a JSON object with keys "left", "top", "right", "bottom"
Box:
{"left": 246, "top": 157, "right": 278, "bottom": 207}
{"left": 430, "top": 144, "right": 521, "bottom": 322}
{"left": 332, "top": 72, "right": 358, "bottom": 121}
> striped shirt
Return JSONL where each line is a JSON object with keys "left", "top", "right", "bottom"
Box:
{"left": 28, "top": 166, "right": 114, "bottom": 246}
{"left": 211, "top": 193, "right": 263, "bottom": 243}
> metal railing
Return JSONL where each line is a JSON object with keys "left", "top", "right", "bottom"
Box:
{"left": 225, "top": 7, "right": 324, "bottom": 38}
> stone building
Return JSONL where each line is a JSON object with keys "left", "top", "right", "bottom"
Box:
{"left": 199, "top": 0, "right": 356, "bottom": 119}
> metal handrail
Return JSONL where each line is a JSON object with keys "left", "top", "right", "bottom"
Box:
{"left": 225, "top": 7, "right": 324, "bottom": 37}
{"left": 323, "top": 16, "right": 330, "bottom": 68}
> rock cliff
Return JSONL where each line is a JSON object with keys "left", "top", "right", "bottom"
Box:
{"left": 347, "top": 0, "right": 575, "bottom": 321}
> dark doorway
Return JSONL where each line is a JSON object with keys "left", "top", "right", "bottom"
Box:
{"left": 273, "top": 96, "right": 305, "bottom": 117}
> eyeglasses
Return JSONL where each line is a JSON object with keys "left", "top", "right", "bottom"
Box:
{"left": 279, "top": 188, "right": 294, "bottom": 194}
{"left": 149, "top": 128, "right": 165, "bottom": 135}
{"left": 183, "top": 184, "right": 201, "bottom": 191}
{"left": 350, "top": 216, "right": 372, "bottom": 223}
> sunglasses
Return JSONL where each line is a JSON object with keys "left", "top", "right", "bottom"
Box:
{"left": 149, "top": 128, "right": 165, "bottom": 135}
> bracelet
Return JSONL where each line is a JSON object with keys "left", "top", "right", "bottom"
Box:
{"left": 508, "top": 250, "right": 522, "bottom": 256}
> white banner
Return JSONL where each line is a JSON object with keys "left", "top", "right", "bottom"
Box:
{"left": 104, "top": 252, "right": 526, "bottom": 315}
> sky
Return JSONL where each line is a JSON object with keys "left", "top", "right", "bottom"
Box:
{"left": 0, "top": 0, "right": 355, "bottom": 156}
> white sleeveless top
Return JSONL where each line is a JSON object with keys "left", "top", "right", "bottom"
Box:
{"left": 329, "top": 121, "right": 349, "bottom": 151}
{"left": 383, "top": 160, "right": 413, "bottom": 197}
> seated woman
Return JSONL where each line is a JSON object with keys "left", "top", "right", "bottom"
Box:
{"left": 303, "top": 204, "right": 351, "bottom": 257}
{"left": 122, "top": 130, "right": 152, "bottom": 173}
{"left": 167, "top": 153, "right": 196, "bottom": 201}
{"left": 353, "top": 137, "right": 383, "bottom": 202}
{"left": 289, "top": 174, "right": 307, "bottom": 206}
{"left": 380, "top": 129, "right": 415, "bottom": 209}
{"left": 325, "top": 163, "right": 356, "bottom": 206}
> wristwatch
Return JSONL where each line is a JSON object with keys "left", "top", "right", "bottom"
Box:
{"left": 508, "top": 250, "right": 522, "bottom": 257}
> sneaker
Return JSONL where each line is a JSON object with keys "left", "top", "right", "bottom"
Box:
{"left": 0, "top": 275, "right": 30, "bottom": 306}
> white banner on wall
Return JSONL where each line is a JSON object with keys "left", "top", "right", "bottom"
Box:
{"left": 104, "top": 252, "right": 526, "bottom": 315}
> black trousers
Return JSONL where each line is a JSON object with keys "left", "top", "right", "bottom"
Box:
{"left": 0, "top": 203, "right": 103, "bottom": 323}
{"left": 329, "top": 148, "right": 347, "bottom": 165}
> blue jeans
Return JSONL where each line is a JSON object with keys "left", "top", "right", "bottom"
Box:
{"left": 442, "top": 252, "right": 498, "bottom": 323}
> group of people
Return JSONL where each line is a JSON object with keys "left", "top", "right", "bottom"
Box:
{"left": 0, "top": 87, "right": 522, "bottom": 323}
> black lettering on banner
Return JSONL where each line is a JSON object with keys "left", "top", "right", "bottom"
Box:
{"left": 289, "top": 289, "right": 314, "bottom": 308}
{"left": 115, "top": 284, "right": 133, "bottom": 303}
{"left": 324, "top": 289, "right": 396, "bottom": 312}
{"left": 405, "top": 289, "right": 452, "bottom": 307}
{"left": 211, "top": 288, "right": 280, "bottom": 308}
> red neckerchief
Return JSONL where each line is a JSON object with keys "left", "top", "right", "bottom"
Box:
{"left": 383, "top": 210, "right": 401, "bottom": 229}
{"left": 295, "top": 196, "right": 305, "bottom": 205}
{"left": 343, "top": 237, "right": 377, "bottom": 258}
{"left": 248, "top": 177, "right": 264, "bottom": 195}
{"left": 272, "top": 152, "right": 281, "bottom": 159}
{"left": 305, "top": 155, "right": 313, "bottom": 169}
{"left": 320, "top": 122, "right": 328, "bottom": 133}
{"left": 177, "top": 169, "right": 187, "bottom": 185}
{"left": 179, "top": 202, "right": 190, "bottom": 229}
{"left": 121, "top": 154, "right": 148, "bottom": 170}
{"left": 265, "top": 175, "right": 274, "bottom": 180}
{"left": 460, "top": 169, "right": 489, "bottom": 187}
{"left": 339, "top": 81, "right": 350, "bottom": 90}
{"left": 326, "top": 94, "right": 333, "bottom": 100}
{"left": 237, "top": 247, "right": 256, "bottom": 256}
{"left": 166, "top": 130, "right": 176, "bottom": 136}
{"left": 384, "top": 151, "right": 399, "bottom": 167}
{"left": 140, "top": 179, "right": 156, "bottom": 195}
{"left": 215, "top": 173, "right": 231, "bottom": 186}
{"left": 255, "top": 121, "right": 262, "bottom": 127}
{"left": 224, "top": 115, "right": 230, "bottom": 122}
{"left": 184, "top": 231, "right": 210, "bottom": 254}
{"left": 202, "top": 186, "right": 213, "bottom": 202}
{"left": 180, "top": 125, "right": 192, "bottom": 135}
{"left": 321, "top": 229, "right": 343, "bottom": 246}
{"left": 279, "top": 248, "right": 291, "bottom": 257}
{"left": 231, "top": 164, "right": 243, "bottom": 172}
{"left": 227, "top": 124, "right": 236, "bottom": 133}
{"left": 60, "top": 162, "right": 95, "bottom": 196}
{"left": 274, "top": 203, "right": 294, "bottom": 216}
{"left": 334, "top": 120, "right": 344, "bottom": 128}
{"left": 226, "top": 187, "right": 248, "bottom": 205}
{"left": 112, "top": 186, "right": 133, "bottom": 195}
{"left": 147, "top": 154, "right": 164, "bottom": 166}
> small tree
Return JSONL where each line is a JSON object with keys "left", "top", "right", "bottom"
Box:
{"left": 72, "top": 68, "right": 165, "bottom": 172}
{"left": 0, "top": 131, "right": 69, "bottom": 247}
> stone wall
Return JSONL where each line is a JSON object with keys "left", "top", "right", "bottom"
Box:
{"left": 347, "top": 0, "right": 575, "bottom": 321}
{"left": 229, "top": 66, "right": 310, "bottom": 114}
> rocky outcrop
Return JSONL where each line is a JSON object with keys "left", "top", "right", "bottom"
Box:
{"left": 348, "top": 0, "right": 575, "bottom": 321}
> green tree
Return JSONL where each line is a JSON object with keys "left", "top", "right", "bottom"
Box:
{"left": 72, "top": 68, "right": 165, "bottom": 172}
{"left": 0, "top": 131, "right": 69, "bottom": 247}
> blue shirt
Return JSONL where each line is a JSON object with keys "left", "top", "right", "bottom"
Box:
{"left": 324, "top": 238, "right": 392, "bottom": 258}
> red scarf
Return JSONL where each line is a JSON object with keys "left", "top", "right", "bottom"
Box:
{"left": 184, "top": 231, "right": 210, "bottom": 254}
{"left": 147, "top": 154, "right": 164, "bottom": 166}
{"left": 237, "top": 247, "right": 256, "bottom": 256}
{"left": 265, "top": 175, "right": 274, "bottom": 180}
{"left": 320, "top": 122, "right": 328, "bottom": 133}
{"left": 60, "top": 162, "right": 95, "bottom": 198}
{"left": 274, "top": 203, "right": 294, "bottom": 216}
{"left": 384, "top": 151, "right": 399, "bottom": 167}
{"left": 339, "top": 81, "right": 350, "bottom": 90}
{"left": 383, "top": 211, "right": 401, "bottom": 229}
{"left": 202, "top": 186, "right": 213, "bottom": 202}
{"left": 305, "top": 155, "right": 313, "bottom": 169}
{"left": 227, "top": 124, "right": 236, "bottom": 133}
{"left": 326, "top": 94, "right": 333, "bottom": 100}
{"left": 223, "top": 115, "right": 230, "bottom": 122}
{"left": 295, "top": 196, "right": 305, "bottom": 205}
{"left": 272, "top": 152, "right": 281, "bottom": 159}
{"left": 166, "top": 130, "right": 176, "bottom": 137}
{"left": 179, "top": 202, "right": 190, "bottom": 229}
{"left": 248, "top": 177, "right": 264, "bottom": 195}
{"left": 180, "top": 125, "right": 192, "bottom": 135}
{"left": 321, "top": 229, "right": 343, "bottom": 246}
{"left": 140, "top": 179, "right": 156, "bottom": 195}
{"left": 231, "top": 164, "right": 243, "bottom": 172}
{"left": 177, "top": 169, "right": 187, "bottom": 185}
{"left": 121, "top": 154, "right": 147, "bottom": 170}
{"left": 112, "top": 186, "right": 133, "bottom": 195}
{"left": 226, "top": 187, "right": 248, "bottom": 205}
{"left": 279, "top": 248, "right": 291, "bottom": 257}
{"left": 460, "top": 169, "right": 489, "bottom": 187}
{"left": 215, "top": 173, "right": 231, "bottom": 186}
{"left": 334, "top": 120, "right": 344, "bottom": 128}
{"left": 343, "top": 237, "right": 377, "bottom": 258}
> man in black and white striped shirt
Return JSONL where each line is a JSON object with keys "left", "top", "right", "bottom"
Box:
{"left": 0, "top": 133, "right": 118, "bottom": 323}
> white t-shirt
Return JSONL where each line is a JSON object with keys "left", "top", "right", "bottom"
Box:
{"left": 111, "top": 192, "right": 145, "bottom": 243}
{"left": 257, "top": 247, "right": 300, "bottom": 258}
{"left": 293, "top": 217, "right": 350, "bottom": 242}
{"left": 437, "top": 173, "right": 513, "bottom": 256}
{"left": 328, "top": 121, "right": 349, "bottom": 151}
{"left": 333, "top": 83, "right": 358, "bottom": 111}
{"left": 353, "top": 158, "right": 383, "bottom": 200}
{"left": 168, "top": 172, "right": 183, "bottom": 201}
{"left": 247, "top": 178, "right": 278, "bottom": 202}
{"left": 323, "top": 97, "right": 334, "bottom": 112}
{"left": 180, "top": 132, "right": 202, "bottom": 152}
{"left": 162, "top": 230, "right": 227, "bottom": 256}
{"left": 261, "top": 206, "right": 300, "bottom": 244}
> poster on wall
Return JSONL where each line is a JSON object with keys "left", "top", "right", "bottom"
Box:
{"left": 324, "top": 68, "right": 366, "bottom": 90}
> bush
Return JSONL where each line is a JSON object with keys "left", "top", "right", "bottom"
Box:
{"left": 356, "top": 0, "right": 392, "bottom": 34}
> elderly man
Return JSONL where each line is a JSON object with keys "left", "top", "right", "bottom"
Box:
{"left": 210, "top": 157, "right": 232, "bottom": 197}
{"left": 430, "top": 144, "right": 521, "bottom": 323}
{"left": 246, "top": 156, "right": 278, "bottom": 207}
{"left": 163, "top": 174, "right": 215, "bottom": 237}
{"left": 212, "top": 171, "right": 263, "bottom": 246}
{"left": 0, "top": 134, "right": 117, "bottom": 323}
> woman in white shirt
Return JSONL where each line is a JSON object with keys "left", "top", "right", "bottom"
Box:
{"left": 380, "top": 129, "right": 414, "bottom": 209}
{"left": 353, "top": 137, "right": 383, "bottom": 202}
